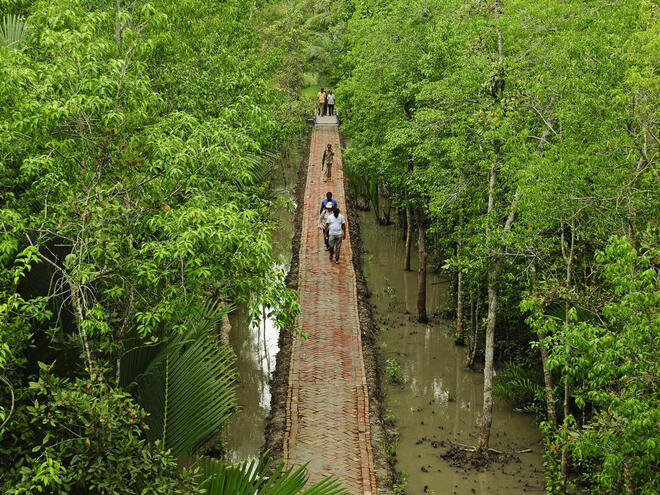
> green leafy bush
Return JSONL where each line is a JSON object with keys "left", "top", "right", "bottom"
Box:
{"left": 0, "top": 367, "right": 200, "bottom": 494}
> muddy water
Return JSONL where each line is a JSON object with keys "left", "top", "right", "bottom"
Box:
{"left": 359, "top": 212, "right": 546, "bottom": 494}
{"left": 225, "top": 137, "right": 303, "bottom": 462}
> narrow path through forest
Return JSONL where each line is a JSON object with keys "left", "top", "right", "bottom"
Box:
{"left": 283, "top": 120, "right": 377, "bottom": 494}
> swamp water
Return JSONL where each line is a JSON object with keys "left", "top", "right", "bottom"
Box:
{"left": 359, "top": 212, "right": 546, "bottom": 495}
{"left": 225, "top": 136, "right": 302, "bottom": 462}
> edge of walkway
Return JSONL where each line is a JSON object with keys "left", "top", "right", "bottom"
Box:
{"left": 340, "top": 133, "right": 396, "bottom": 494}
{"left": 263, "top": 128, "right": 396, "bottom": 494}
{"left": 263, "top": 130, "right": 310, "bottom": 465}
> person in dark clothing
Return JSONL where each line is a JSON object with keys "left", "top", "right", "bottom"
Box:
{"left": 320, "top": 191, "right": 338, "bottom": 214}
{"left": 321, "top": 144, "right": 334, "bottom": 182}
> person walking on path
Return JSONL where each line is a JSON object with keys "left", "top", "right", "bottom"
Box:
{"left": 325, "top": 207, "right": 346, "bottom": 264}
{"left": 319, "top": 191, "right": 337, "bottom": 214}
{"left": 316, "top": 88, "right": 326, "bottom": 116}
{"left": 319, "top": 201, "right": 334, "bottom": 250}
{"left": 321, "top": 143, "right": 334, "bottom": 182}
{"left": 326, "top": 91, "right": 335, "bottom": 116}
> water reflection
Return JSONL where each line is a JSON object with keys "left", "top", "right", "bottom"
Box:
{"left": 225, "top": 303, "right": 280, "bottom": 463}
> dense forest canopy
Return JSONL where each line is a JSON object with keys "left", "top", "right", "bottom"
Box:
{"left": 1, "top": 0, "right": 658, "bottom": 493}
{"left": 0, "top": 0, "right": 341, "bottom": 492}
{"left": 326, "top": 0, "right": 658, "bottom": 492}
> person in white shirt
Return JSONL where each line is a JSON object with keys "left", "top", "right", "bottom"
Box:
{"left": 324, "top": 207, "right": 346, "bottom": 264}
{"left": 326, "top": 91, "right": 335, "bottom": 115}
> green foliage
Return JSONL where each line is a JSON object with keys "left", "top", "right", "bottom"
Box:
{"left": 0, "top": 368, "right": 200, "bottom": 494}
{"left": 330, "top": 0, "right": 659, "bottom": 490}
{"left": 385, "top": 357, "right": 403, "bottom": 384}
{"left": 546, "top": 236, "right": 660, "bottom": 494}
{"left": 198, "top": 453, "right": 347, "bottom": 494}
{"left": 379, "top": 438, "right": 398, "bottom": 460}
{"left": 393, "top": 470, "right": 408, "bottom": 495}
{"left": 0, "top": 0, "right": 321, "bottom": 491}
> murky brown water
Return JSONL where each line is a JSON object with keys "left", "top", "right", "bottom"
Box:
{"left": 225, "top": 136, "right": 302, "bottom": 462}
{"left": 359, "top": 212, "right": 546, "bottom": 495}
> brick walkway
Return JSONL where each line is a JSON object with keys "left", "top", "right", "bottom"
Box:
{"left": 283, "top": 124, "right": 377, "bottom": 494}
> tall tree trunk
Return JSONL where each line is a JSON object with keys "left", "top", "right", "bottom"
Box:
{"left": 529, "top": 102, "right": 557, "bottom": 426}
{"left": 416, "top": 209, "right": 427, "bottom": 323}
{"left": 404, "top": 200, "right": 412, "bottom": 271}
{"left": 115, "top": 0, "right": 123, "bottom": 48}
{"left": 476, "top": 162, "right": 498, "bottom": 458}
{"left": 477, "top": 260, "right": 499, "bottom": 457}
{"left": 531, "top": 261, "right": 557, "bottom": 427}
{"left": 467, "top": 295, "right": 479, "bottom": 369}
{"left": 560, "top": 219, "right": 576, "bottom": 485}
{"left": 456, "top": 208, "right": 464, "bottom": 340}
{"left": 71, "top": 282, "right": 94, "bottom": 379}
{"left": 476, "top": 0, "right": 511, "bottom": 458}
{"left": 477, "top": 171, "right": 518, "bottom": 458}
{"left": 378, "top": 182, "right": 387, "bottom": 224}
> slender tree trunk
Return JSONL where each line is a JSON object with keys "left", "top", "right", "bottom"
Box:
{"left": 404, "top": 201, "right": 412, "bottom": 271}
{"left": 416, "top": 209, "right": 428, "bottom": 323}
{"left": 540, "top": 343, "right": 556, "bottom": 424}
{"left": 115, "top": 0, "right": 123, "bottom": 48}
{"left": 528, "top": 103, "right": 557, "bottom": 426}
{"left": 220, "top": 313, "right": 232, "bottom": 346}
{"left": 477, "top": 0, "right": 510, "bottom": 459}
{"left": 531, "top": 261, "right": 557, "bottom": 427}
{"left": 477, "top": 261, "right": 499, "bottom": 457}
{"left": 467, "top": 295, "right": 479, "bottom": 369}
{"left": 456, "top": 267, "right": 464, "bottom": 337}
{"left": 477, "top": 170, "right": 518, "bottom": 458}
{"left": 378, "top": 182, "right": 387, "bottom": 224}
{"left": 560, "top": 219, "right": 576, "bottom": 485}
{"left": 456, "top": 208, "right": 464, "bottom": 339}
{"left": 71, "top": 283, "right": 94, "bottom": 379}
{"left": 476, "top": 161, "right": 498, "bottom": 458}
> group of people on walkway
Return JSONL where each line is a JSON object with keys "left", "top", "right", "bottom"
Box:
{"left": 316, "top": 88, "right": 335, "bottom": 116}
{"left": 318, "top": 191, "right": 346, "bottom": 264}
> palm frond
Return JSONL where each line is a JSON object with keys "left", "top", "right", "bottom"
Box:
{"left": 494, "top": 362, "right": 546, "bottom": 416}
{"left": 0, "top": 14, "right": 27, "bottom": 49}
{"left": 367, "top": 179, "right": 380, "bottom": 220}
{"left": 343, "top": 163, "right": 368, "bottom": 199}
{"left": 232, "top": 152, "right": 274, "bottom": 189}
{"left": 198, "top": 454, "right": 348, "bottom": 495}
{"left": 120, "top": 300, "right": 237, "bottom": 457}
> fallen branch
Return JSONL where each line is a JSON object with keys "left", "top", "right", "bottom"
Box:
{"left": 452, "top": 442, "right": 504, "bottom": 455}
{"left": 451, "top": 442, "right": 532, "bottom": 455}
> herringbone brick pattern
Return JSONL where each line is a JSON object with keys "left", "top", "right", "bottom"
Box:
{"left": 284, "top": 125, "right": 377, "bottom": 494}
